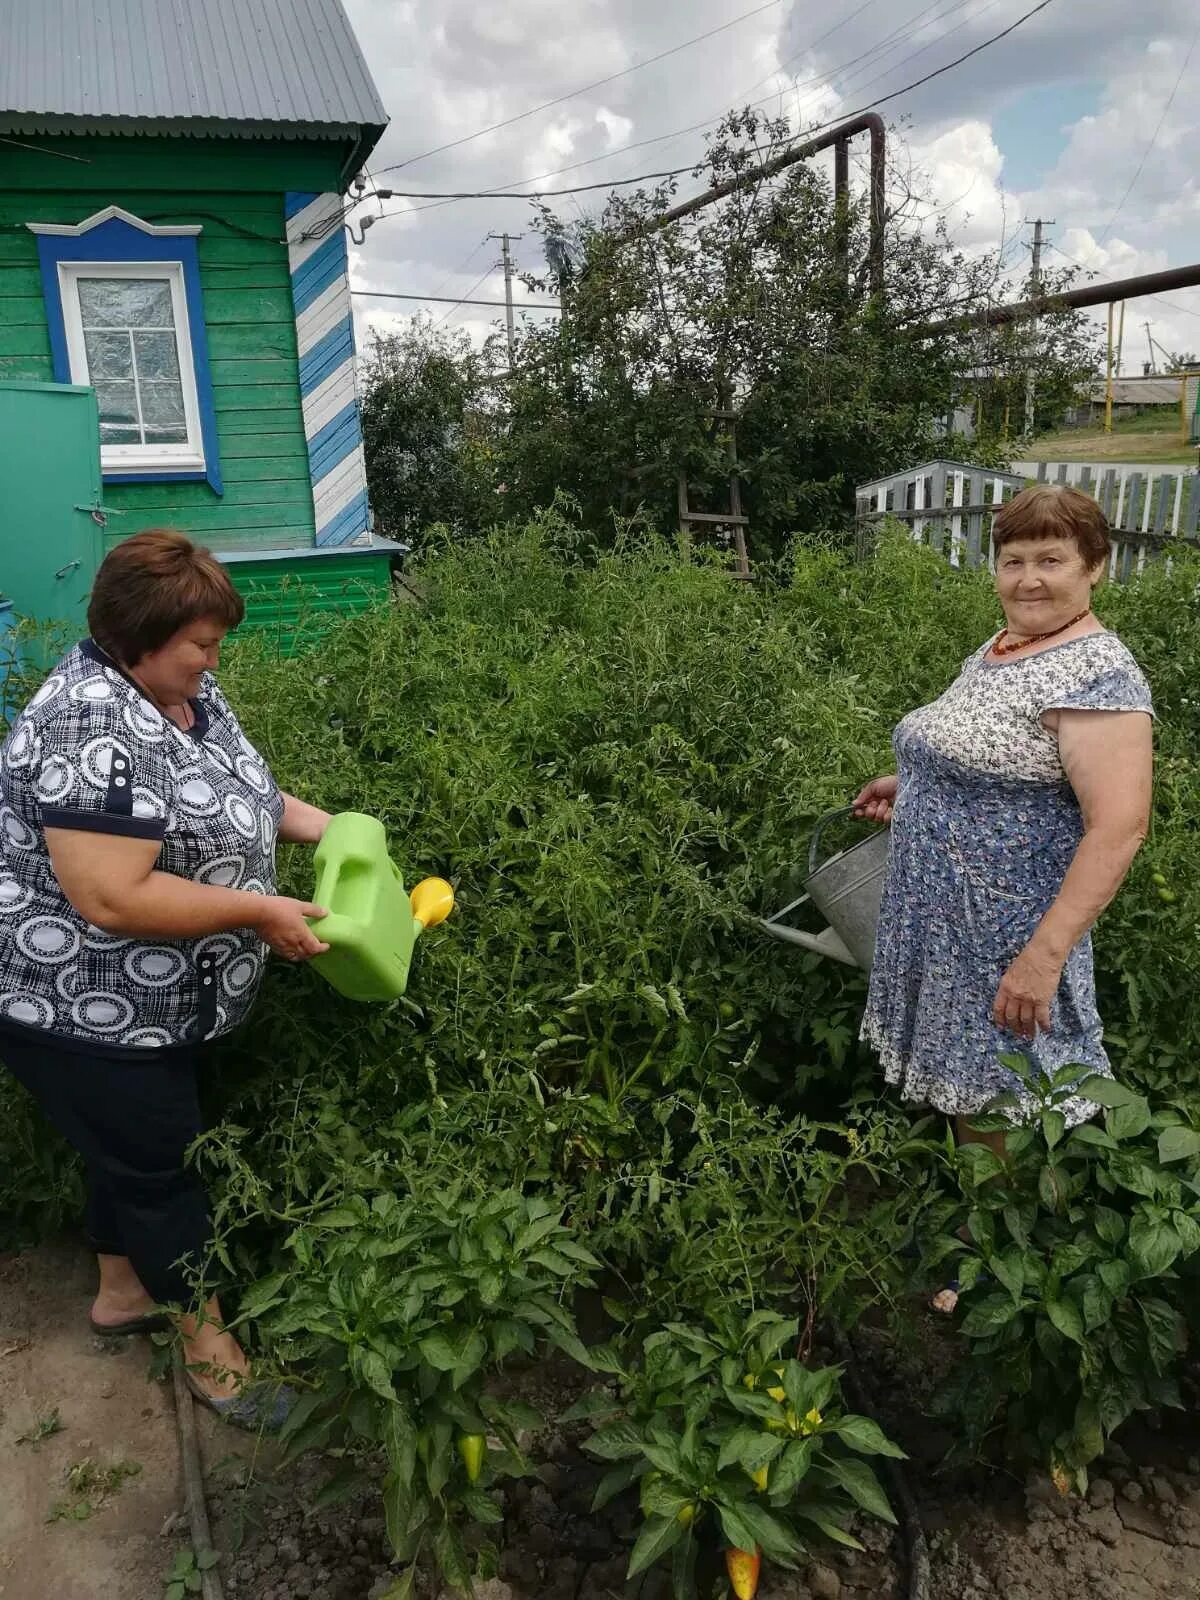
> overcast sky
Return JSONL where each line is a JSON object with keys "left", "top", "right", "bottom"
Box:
{"left": 341, "top": 0, "right": 1200, "bottom": 373}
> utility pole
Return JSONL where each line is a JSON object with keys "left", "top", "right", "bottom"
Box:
{"left": 1022, "top": 217, "right": 1054, "bottom": 438}
{"left": 1143, "top": 321, "right": 1157, "bottom": 375}
{"left": 1104, "top": 301, "right": 1115, "bottom": 433}
{"left": 488, "top": 232, "right": 522, "bottom": 366}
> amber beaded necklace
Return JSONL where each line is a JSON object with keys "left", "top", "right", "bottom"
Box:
{"left": 991, "top": 608, "right": 1092, "bottom": 658}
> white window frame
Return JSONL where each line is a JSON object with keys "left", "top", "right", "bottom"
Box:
{"left": 58, "top": 260, "right": 206, "bottom": 475}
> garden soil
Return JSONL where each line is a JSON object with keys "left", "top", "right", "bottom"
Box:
{"left": 4, "top": 1239, "right": 1200, "bottom": 1600}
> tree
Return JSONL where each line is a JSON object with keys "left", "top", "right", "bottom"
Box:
{"left": 359, "top": 320, "right": 501, "bottom": 543}
{"left": 496, "top": 110, "right": 1098, "bottom": 553}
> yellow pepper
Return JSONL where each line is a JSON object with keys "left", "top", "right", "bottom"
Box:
{"left": 725, "top": 1547, "right": 761, "bottom": 1599}
{"left": 458, "top": 1434, "right": 486, "bottom": 1483}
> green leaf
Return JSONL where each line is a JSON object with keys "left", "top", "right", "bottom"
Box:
{"left": 1042, "top": 1109, "right": 1066, "bottom": 1150}
{"left": 960, "top": 1292, "right": 1022, "bottom": 1337}
{"left": 383, "top": 1475, "right": 413, "bottom": 1559}
{"left": 185, "top": 1574, "right": 202, "bottom": 1595}
{"left": 1080, "top": 1275, "right": 1113, "bottom": 1334}
{"left": 1093, "top": 1206, "right": 1126, "bottom": 1246}
{"left": 562, "top": 1389, "right": 621, "bottom": 1425}
{"left": 718, "top": 1426, "right": 777, "bottom": 1473}
{"left": 1140, "top": 1298, "right": 1185, "bottom": 1374}
{"left": 717, "top": 1502, "right": 760, "bottom": 1555}
{"left": 1128, "top": 1215, "right": 1181, "bottom": 1279}
{"left": 383, "top": 1403, "right": 417, "bottom": 1484}
{"left": 1003, "top": 1206, "right": 1030, "bottom": 1250}
{"left": 626, "top": 1514, "right": 685, "bottom": 1579}
{"left": 1098, "top": 1258, "right": 1131, "bottom": 1297}
{"left": 1158, "top": 1127, "right": 1200, "bottom": 1165}
{"left": 360, "top": 1351, "right": 397, "bottom": 1403}
{"left": 586, "top": 1420, "right": 646, "bottom": 1461}
{"left": 792, "top": 1505, "right": 864, "bottom": 1550}
{"left": 196, "top": 1551, "right": 220, "bottom": 1572}
{"left": 418, "top": 1333, "right": 461, "bottom": 1372}
{"left": 1077, "top": 1076, "right": 1142, "bottom": 1108}
{"left": 592, "top": 1458, "right": 645, "bottom": 1511}
{"left": 1108, "top": 1098, "right": 1152, "bottom": 1142}
{"left": 1038, "top": 1163, "right": 1066, "bottom": 1213}
{"left": 1069, "top": 1123, "right": 1119, "bottom": 1151}
{"left": 990, "top": 1247, "right": 1025, "bottom": 1305}
{"left": 819, "top": 1454, "right": 898, "bottom": 1525}
{"left": 768, "top": 1437, "right": 816, "bottom": 1499}
{"left": 170, "top": 1552, "right": 194, "bottom": 1580}
{"left": 165, "top": 1585, "right": 186, "bottom": 1600}
{"left": 829, "top": 1414, "right": 906, "bottom": 1458}
{"left": 732, "top": 1501, "right": 806, "bottom": 1561}
{"left": 433, "top": 1518, "right": 473, "bottom": 1595}
{"left": 1044, "top": 1298, "right": 1084, "bottom": 1345}
{"left": 462, "top": 1487, "right": 504, "bottom": 1525}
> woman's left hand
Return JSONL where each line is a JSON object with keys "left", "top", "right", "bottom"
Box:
{"left": 992, "top": 943, "right": 1062, "bottom": 1039}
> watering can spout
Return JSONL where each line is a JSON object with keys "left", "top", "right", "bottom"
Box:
{"left": 757, "top": 918, "right": 859, "bottom": 967}
{"left": 411, "top": 877, "right": 455, "bottom": 930}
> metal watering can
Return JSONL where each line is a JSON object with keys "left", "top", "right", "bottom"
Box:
{"left": 760, "top": 805, "right": 890, "bottom": 970}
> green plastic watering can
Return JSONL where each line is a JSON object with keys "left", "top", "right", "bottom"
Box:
{"left": 307, "top": 812, "right": 454, "bottom": 1002}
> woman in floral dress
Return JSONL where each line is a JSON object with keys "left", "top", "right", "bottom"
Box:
{"left": 856, "top": 485, "right": 1153, "bottom": 1139}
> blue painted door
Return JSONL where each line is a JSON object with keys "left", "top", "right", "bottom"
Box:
{"left": 0, "top": 381, "right": 108, "bottom": 630}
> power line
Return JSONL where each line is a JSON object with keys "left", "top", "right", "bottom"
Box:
{"left": 368, "top": 0, "right": 1054, "bottom": 233}
{"left": 375, "top": 0, "right": 785, "bottom": 176}
{"left": 364, "top": 0, "right": 1059, "bottom": 236}
{"left": 411, "top": 0, "right": 980, "bottom": 215}
{"left": 353, "top": 289, "right": 561, "bottom": 310}
{"left": 1098, "top": 19, "right": 1200, "bottom": 246}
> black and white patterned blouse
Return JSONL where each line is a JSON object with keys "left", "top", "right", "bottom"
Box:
{"left": 0, "top": 640, "right": 283, "bottom": 1050}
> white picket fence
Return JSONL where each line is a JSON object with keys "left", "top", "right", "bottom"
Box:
{"left": 856, "top": 458, "right": 1200, "bottom": 581}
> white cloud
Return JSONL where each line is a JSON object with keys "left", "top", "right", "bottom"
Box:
{"left": 339, "top": 0, "right": 1200, "bottom": 364}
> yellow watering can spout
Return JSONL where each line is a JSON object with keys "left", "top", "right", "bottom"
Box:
{"left": 411, "top": 877, "right": 455, "bottom": 930}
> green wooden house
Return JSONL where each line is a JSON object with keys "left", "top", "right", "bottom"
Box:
{"left": 0, "top": 0, "right": 394, "bottom": 643}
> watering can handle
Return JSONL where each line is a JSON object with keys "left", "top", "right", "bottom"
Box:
{"left": 807, "top": 805, "right": 860, "bottom": 878}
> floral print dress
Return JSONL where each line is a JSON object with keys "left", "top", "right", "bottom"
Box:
{"left": 861, "top": 632, "right": 1153, "bottom": 1125}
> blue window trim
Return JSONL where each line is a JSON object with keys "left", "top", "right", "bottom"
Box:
{"left": 32, "top": 212, "right": 223, "bottom": 495}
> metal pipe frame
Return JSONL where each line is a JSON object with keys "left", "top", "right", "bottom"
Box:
{"left": 916, "top": 261, "right": 1200, "bottom": 336}
{"left": 612, "top": 112, "right": 886, "bottom": 300}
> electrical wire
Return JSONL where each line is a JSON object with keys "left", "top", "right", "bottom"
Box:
{"left": 1097, "top": 19, "right": 1200, "bottom": 246}
{"left": 403, "top": 0, "right": 981, "bottom": 216}
{"left": 364, "top": 0, "right": 1056, "bottom": 229}
{"left": 375, "top": 0, "right": 786, "bottom": 176}
{"left": 353, "top": 289, "right": 561, "bottom": 310}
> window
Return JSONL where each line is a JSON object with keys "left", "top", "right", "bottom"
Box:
{"left": 28, "top": 207, "right": 222, "bottom": 494}
{"left": 61, "top": 265, "right": 203, "bottom": 469}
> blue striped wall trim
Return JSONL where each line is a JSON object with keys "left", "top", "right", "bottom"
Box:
{"left": 298, "top": 316, "right": 355, "bottom": 397}
{"left": 316, "top": 488, "right": 372, "bottom": 548}
{"left": 286, "top": 191, "right": 371, "bottom": 548}
{"left": 292, "top": 232, "right": 350, "bottom": 319}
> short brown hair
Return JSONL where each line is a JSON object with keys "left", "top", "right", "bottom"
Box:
{"left": 991, "top": 484, "right": 1111, "bottom": 569}
{"left": 87, "top": 529, "right": 244, "bottom": 664}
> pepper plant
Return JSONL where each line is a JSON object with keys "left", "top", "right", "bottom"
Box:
{"left": 574, "top": 1311, "right": 904, "bottom": 1598}
{"left": 237, "top": 1183, "right": 598, "bottom": 1596}
{"left": 927, "top": 1055, "right": 1200, "bottom": 1489}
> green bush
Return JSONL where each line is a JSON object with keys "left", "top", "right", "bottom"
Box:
{"left": 576, "top": 1311, "right": 905, "bottom": 1595}
{"left": 926, "top": 1056, "right": 1200, "bottom": 1486}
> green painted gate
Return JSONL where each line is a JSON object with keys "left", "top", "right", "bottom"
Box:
{"left": 0, "top": 380, "right": 109, "bottom": 629}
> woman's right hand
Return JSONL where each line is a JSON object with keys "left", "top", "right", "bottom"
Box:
{"left": 254, "top": 897, "right": 330, "bottom": 962}
{"left": 852, "top": 775, "right": 898, "bottom": 824}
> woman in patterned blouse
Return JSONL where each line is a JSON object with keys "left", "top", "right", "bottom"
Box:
{"left": 854, "top": 486, "right": 1153, "bottom": 1183}
{"left": 0, "top": 530, "right": 336, "bottom": 1427}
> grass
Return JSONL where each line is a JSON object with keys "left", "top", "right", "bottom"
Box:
{"left": 1019, "top": 409, "right": 1198, "bottom": 466}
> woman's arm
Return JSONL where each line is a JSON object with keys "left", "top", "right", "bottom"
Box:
{"left": 992, "top": 709, "right": 1152, "bottom": 1038}
{"left": 44, "top": 829, "right": 329, "bottom": 960}
{"left": 279, "top": 792, "right": 333, "bottom": 845}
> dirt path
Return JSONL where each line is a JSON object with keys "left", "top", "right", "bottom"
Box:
{"left": 0, "top": 1239, "right": 218, "bottom": 1600}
